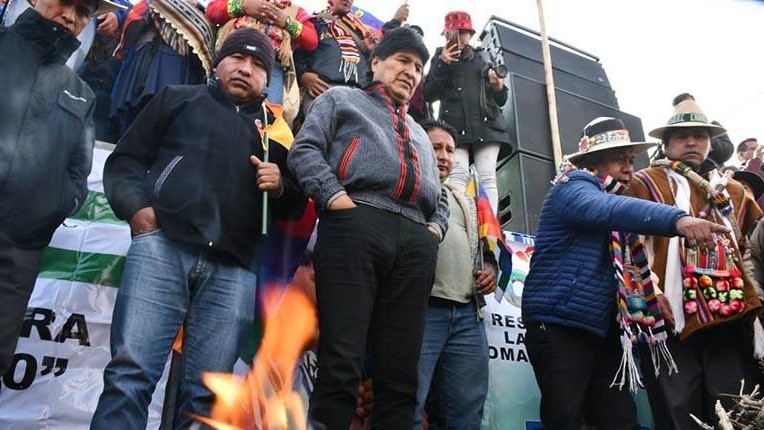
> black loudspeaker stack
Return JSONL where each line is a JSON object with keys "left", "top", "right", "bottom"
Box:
{"left": 479, "top": 17, "right": 647, "bottom": 234}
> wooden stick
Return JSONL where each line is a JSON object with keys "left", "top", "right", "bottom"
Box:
{"left": 536, "top": 0, "right": 563, "bottom": 167}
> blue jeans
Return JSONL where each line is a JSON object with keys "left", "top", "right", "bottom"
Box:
{"left": 414, "top": 299, "right": 489, "bottom": 430}
{"left": 265, "top": 64, "right": 284, "bottom": 104}
{"left": 90, "top": 230, "right": 257, "bottom": 430}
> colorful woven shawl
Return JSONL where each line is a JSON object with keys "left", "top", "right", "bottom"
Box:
{"left": 593, "top": 170, "right": 678, "bottom": 392}
{"left": 147, "top": 0, "right": 216, "bottom": 77}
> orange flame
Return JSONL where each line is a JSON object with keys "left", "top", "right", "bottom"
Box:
{"left": 199, "top": 286, "right": 317, "bottom": 430}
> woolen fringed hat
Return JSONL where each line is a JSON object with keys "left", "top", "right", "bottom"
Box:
{"left": 649, "top": 99, "right": 727, "bottom": 139}
{"left": 566, "top": 117, "right": 655, "bottom": 164}
{"left": 213, "top": 29, "right": 275, "bottom": 83}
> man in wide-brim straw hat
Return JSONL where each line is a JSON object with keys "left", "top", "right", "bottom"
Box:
{"left": 628, "top": 98, "right": 764, "bottom": 430}
{"left": 648, "top": 98, "right": 727, "bottom": 143}
{"left": 523, "top": 117, "right": 726, "bottom": 429}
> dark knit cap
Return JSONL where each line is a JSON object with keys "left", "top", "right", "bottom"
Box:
{"left": 213, "top": 29, "right": 275, "bottom": 82}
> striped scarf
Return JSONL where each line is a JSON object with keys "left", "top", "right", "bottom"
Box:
{"left": 322, "top": 10, "right": 367, "bottom": 83}
{"left": 148, "top": 0, "right": 216, "bottom": 77}
{"left": 590, "top": 170, "right": 678, "bottom": 392}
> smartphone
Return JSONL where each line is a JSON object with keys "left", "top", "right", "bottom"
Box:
{"left": 446, "top": 30, "right": 462, "bottom": 51}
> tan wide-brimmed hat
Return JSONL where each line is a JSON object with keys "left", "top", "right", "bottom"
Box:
{"left": 648, "top": 99, "right": 726, "bottom": 139}
{"left": 567, "top": 117, "right": 656, "bottom": 164}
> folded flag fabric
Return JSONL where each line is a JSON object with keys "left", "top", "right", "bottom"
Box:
{"left": 249, "top": 106, "right": 316, "bottom": 360}
{"left": 244, "top": 198, "right": 317, "bottom": 362}
{"left": 259, "top": 102, "right": 294, "bottom": 150}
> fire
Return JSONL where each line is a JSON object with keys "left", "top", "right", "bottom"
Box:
{"left": 199, "top": 286, "right": 317, "bottom": 430}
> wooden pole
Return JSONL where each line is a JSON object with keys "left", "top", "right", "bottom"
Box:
{"left": 536, "top": 0, "right": 563, "bottom": 167}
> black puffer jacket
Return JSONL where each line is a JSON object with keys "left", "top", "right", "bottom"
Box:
{"left": 424, "top": 46, "right": 510, "bottom": 147}
{"left": 0, "top": 9, "right": 95, "bottom": 249}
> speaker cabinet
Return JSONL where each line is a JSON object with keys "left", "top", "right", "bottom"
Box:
{"left": 498, "top": 51, "right": 618, "bottom": 108}
{"left": 502, "top": 73, "right": 647, "bottom": 161}
{"left": 496, "top": 152, "right": 556, "bottom": 235}
{"left": 480, "top": 17, "right": 617, "bottom": 108}
{"left": 476, "top": 16, "right": 650, "bottom": 235}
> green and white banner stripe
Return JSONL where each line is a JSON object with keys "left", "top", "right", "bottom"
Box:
{"left": 42, "top": 195, "right": 130, "bottom": 289}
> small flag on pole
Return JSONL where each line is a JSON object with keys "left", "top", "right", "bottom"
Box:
{"left": 466, "top": 166, "right": 513, "bottom": 302}
{"left": 351, "top": 5, "right": 385, "bottom": 31}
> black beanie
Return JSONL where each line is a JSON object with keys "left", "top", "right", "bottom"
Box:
{"left": 213, "top": 29, "right": 275, "bottom": 83}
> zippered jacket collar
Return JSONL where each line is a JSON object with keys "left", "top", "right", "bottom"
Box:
{"left": 207, "top": 76, "right": 267, "bottom": 116}
{"left": 13, "top": 8, "right": 80, "bottom": 65}
{"left": 364, "top": 81, "right": 409, "bottom": 117}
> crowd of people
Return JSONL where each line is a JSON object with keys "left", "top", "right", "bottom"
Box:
{"left": 525, "top": 105, "right": 764, "bottom": 430}
{"left": 2, "top": 0, "right": 764, "bottom": 429}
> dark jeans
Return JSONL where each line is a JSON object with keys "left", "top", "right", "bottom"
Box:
{"left": 640, "top": 323, "right": 761, "bottom": 430}
{"left": 309, "top": 205, "right": 438, "bottom": 430}
{"left": 525, "top": 322, "right": 638, "bottom": 430}
{"left": 0, "top": 236, "right": 44, "bottom": 377}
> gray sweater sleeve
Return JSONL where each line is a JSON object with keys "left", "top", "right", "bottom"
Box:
{"left": 287, "top": 93, "right": 345, "bottom": 210}
{"left": 427, "top": 186, "right": 449, "bottom": 241}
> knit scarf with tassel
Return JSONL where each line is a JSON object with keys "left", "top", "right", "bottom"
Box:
{"left": 591, "top": 169, "right": 679, "bottom": 392}
{"left": 323, "top": 9, "right": 367, "bottom": 83}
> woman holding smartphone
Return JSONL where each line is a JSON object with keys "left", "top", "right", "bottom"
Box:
{"left": 424, "top": 11, "right": 510, "bottom": 213}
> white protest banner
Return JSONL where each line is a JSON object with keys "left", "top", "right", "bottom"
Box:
{"left": 481, "top": 232, "right": 655, "bottom": 429}
{"left": 0, "top": 145, "right": 169, "bottom": 429}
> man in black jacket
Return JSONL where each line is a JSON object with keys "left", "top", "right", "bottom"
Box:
{"left": 91, "top": 29, "right": 303, "bottom": 429}
{"left": 0, "top": 0, "right": 124, "bottom": 378}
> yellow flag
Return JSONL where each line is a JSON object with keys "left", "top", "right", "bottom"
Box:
{"left": 260, "top": 103, "right": 294, "bottom": 150}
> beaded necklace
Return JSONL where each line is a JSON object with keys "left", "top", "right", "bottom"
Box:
{"left": 651, "top": 159, "right": 746, "bottom": 321}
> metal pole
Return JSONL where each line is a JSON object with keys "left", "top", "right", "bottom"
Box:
{"left": 536, "top": 0, "right": 563, "bottom": 167}
{"left": 261, "top": 103, "right": 270, "bottom": 236}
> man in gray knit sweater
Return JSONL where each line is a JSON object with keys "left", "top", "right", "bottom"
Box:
{"left": 288, "top": 27, "right": 448, "bottom": 429}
